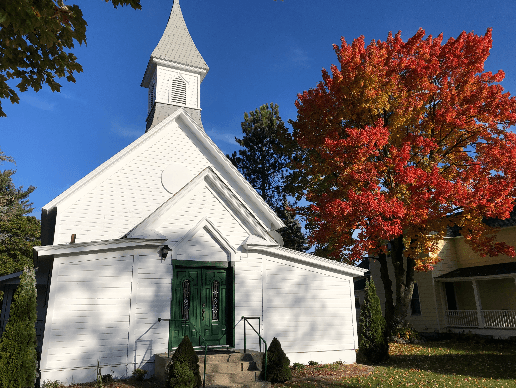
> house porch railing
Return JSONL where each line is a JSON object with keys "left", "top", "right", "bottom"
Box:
{"left": 445, "top": 310, "right": 516, "bottom": 329}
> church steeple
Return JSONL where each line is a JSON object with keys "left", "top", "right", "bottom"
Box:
{"left": 142, "top": 0, "right": 209, "bottom": 131}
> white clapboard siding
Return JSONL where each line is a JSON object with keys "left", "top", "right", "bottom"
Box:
{"left": 177, "top": 227, "right": 229, "bottom": 261}
{"left": 53, "top": 119, "right": 212, "bottom": 245}
{"left": 40, "top": 248, "right": 172, "bottom": 384}
{"left": 156, "top": 184, "right": 250, "bottom": 248}
{"left": 262, "top": 255, "right": 357, "bottom": 363}
{"left": 234, "top": 255, "right": 263, "bottom": 351}
{"left": 129, "top": 253, "right": 171, "bottom": 372}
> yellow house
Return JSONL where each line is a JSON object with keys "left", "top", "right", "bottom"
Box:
{"left": 369, "top": 216, "right": 516, "bottom": 338}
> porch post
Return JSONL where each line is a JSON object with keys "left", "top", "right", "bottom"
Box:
{"left": 439, "top": 282, "right": 449, "bottom": 328}
{"left": 472, "top": 280, "right": 484, "bottom": 328}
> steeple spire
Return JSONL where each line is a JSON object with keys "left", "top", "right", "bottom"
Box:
{"left": 142, "top": 0, "right": 209, "bottom": 131}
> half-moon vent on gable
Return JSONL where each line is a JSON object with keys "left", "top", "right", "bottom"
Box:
{"left": 170, "top": 77, "right": 187, "bottom": 105}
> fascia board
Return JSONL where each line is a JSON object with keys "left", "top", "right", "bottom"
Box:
{"left": 126, "top": 167, "right": 209, "bottom": 237}
{"left": 176, "top": 112, "right": 285, "bottom": 230}
{"left": 170, "top": 216, "right": 237, "bottom": 255}
{"left": 34, "top": 238, "right": 166, "bottom": 258}
{"left": 434, "top": 274, "right": 516, "bottom": 282}
{"left": 246, "top": 246, "right": 368, "bottom": 278}
{"left": 142, "top": 59, "right": 208, "bottom": 88}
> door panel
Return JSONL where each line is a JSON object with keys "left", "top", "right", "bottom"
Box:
{"left": 170, "top": 267, "right": 228, "bottom": 348}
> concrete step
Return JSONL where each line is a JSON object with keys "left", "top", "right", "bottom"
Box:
{"left": 200, "top": 360, "right": 257, "bottom": 374}
{"left": 204, "top": 371, "right": 261, "bottom": 386}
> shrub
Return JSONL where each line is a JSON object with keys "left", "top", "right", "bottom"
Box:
{"left": 42, "top": 380, "right": 62, "bottom": 388}
{"left": 169, "top": 362, "right": 195, "bottom": 388}
{"left": 132, "top": 368, "right": 147, "bottom": 381}
{"left": 168, "top": 336, "right": 201, "bottom": 388}
{"left": 292, "top": 362, "right": 305, "bottom": 371}
{"left": 393, "top": 325, "right": 420, "bottom": 343}
{"left": 0, "top": 268, "right": 38, "bottom": 388}
{"left": 263, "top": 337, "right": 291, "bottom": 383}
{"left": 358, "top": 279, "right": 389, "bottom": 364}
{"left": 308, "top": 360, "right": 318, "bottom": 366}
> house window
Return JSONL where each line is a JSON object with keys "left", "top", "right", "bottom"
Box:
{"left": 212, "top": 281, "right": 219, "bottom": 321}
{"left": 170, "top": 77, "right": 186, "bottom": 105}
{"left": 182, "top": 280, "right": 190, "bottom": 320}
{"left": 411, "top": 283, "right": 421, "bottom": 315}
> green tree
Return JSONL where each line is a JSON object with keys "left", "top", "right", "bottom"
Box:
{"left": 0, "top": 267, "right": 38, "bottom": 388}
{"left": 0, "top": 0, "right": 142, "bottom": 117}
{"left": 0, "top": 149, "right": 40, "bottom": 276}
{"left": 228, "top": 103, "right": 308, "bottom": 251}
{"left": 275, "top": 196, "right": 308, "bottom": 252}
{"left": 263, "top": 337, "right": 291, "bottom": 383}
{"left": 168, "top": 335, "right": 201, "bottom": 388}
{"left": 358, "top": 279, "right": 389, "bottom": 364}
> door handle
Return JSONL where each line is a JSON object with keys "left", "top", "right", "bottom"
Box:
{"left": 202, "top": 303, "right": 206, "bottom": 321}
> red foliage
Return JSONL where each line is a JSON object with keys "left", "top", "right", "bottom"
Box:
{"left": 291, "top": 28, "right": 516, "bottom": 269}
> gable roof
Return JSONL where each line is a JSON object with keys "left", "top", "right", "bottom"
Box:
{"left": 126, "top": 166, "right": 275, "bottom": 243}
{"left": 243, "top": 241, "right": 367, "bottom": 278}
{"left": 43, "top": 109, "right": 284, "bottom": 240}
{"left": 142, "top": 0, "right": 208, "bottom": 86}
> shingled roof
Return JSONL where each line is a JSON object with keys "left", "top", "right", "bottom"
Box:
{"left": 151, "top": 0, "right": 209, "bottom": 72}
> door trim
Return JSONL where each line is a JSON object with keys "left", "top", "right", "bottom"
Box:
{"left": 171, "top": 261, "right": 235, "bottom": 349}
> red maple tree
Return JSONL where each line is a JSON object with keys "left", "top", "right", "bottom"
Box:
{"left": 288, "top": 28, "right": 516, "bottom": 331}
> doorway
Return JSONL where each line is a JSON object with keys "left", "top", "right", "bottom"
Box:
{"left": 170, "top": 265, "right": 232, "bottom": 348}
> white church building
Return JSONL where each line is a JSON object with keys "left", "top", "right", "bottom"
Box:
{"left": 26, "top": 1, "right": 365, "bottom": 383}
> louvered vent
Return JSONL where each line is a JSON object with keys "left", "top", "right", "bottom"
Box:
{"left": 170, "top": 77, "right": 187, "bottom": 105}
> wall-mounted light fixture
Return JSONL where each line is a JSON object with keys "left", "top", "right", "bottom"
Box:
{"left": 159, "top": 245, "right": 171, "bottom": 260}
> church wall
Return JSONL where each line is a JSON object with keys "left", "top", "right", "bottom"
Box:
{"left": 39, "top": 246, "right": 171, "bottom": 384}
{"left": 261, "top": 254, "right": 358, "bottom": 364}
{"left": 233, "top": 253, "right": 264, "bottom": 352}
{"left": 53, "top": 119, "right": 212, "bottom": 246}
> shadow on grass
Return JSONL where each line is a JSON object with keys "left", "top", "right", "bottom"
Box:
{"left": 377, "top": 339, "right": 516, "bottom": 380}
{"left": 386, "top": 353, "right": 516, "bottom": 379}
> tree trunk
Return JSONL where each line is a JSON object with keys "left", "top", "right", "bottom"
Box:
{"left": 377, "top": 236, "right": 416, "bottom": 336}
{"left": 376, "top": 252, "right": 394, "bottom": 336}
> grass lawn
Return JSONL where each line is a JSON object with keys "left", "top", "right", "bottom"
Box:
{"left": 276, "top": 339, "right": 516, "bottom": 388}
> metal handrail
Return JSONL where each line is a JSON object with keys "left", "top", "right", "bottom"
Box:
{"left": 159, "top": 317, "right": 229, "bottom": 388}
{"left": 242, "top": 316, "right": 267, "bottom": 381}
{"left": 160, "top": 316, "right": 268, "bottom": 384}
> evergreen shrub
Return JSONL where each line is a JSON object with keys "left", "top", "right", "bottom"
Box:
{"left": 358, "top": 279, "right": 389, "bottom": 364}
{"left": 168, "top": 335, "right": 201, "bottom": 388}
{"left": 0, "top": 268, "right": 38, "bottom": 388}
{"left": 263, "top": 337, "right": 291, "bottom": 383}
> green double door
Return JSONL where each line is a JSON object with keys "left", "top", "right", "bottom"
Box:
{"left": 170, "top": 267, "right": 229, "bottom": 348}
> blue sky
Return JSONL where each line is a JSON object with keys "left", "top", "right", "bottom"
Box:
{"left": 2, "top": 0, "right": 516, "bottom": 217}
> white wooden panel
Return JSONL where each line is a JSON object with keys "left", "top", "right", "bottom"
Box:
{"left": 261, "top": 254, "right": 358, "bottom": 357}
